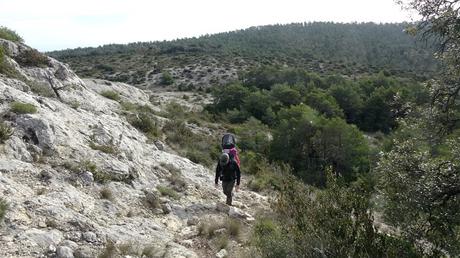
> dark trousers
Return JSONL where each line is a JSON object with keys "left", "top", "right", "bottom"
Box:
{"left": 222, "top": 180, "right": 235, "bottom": 205}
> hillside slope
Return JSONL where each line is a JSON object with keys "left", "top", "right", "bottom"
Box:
{"left": 49, "top": 22, "right": 437, "bottom": 90}
{"left": 0, "top": 39, "right": 267, "bottom": 257}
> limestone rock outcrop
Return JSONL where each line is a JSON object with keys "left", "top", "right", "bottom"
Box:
{"left": 0, "top": 38, "right": 269, "bottom": 257}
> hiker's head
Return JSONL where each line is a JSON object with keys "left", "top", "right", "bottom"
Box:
{"left": 219, "top": 153, "right": 230, "bottom": 166}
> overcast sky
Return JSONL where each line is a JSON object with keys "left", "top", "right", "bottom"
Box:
{"left": 0, "top": 0, "right": 415, "bottom": 52}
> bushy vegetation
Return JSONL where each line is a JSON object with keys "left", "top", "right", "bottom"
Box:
{"left": 252, "top": 170, "right": 419, "bottom": 257}
{"left": 0, "top": 198, "right": 8, "bottom": 223}
{"left": 89, "top": 140, "right": 118, "bottom": 154}
{"left": 0, "top": 120, "right": 13, "bottom": 144}
{"left": 161, "top": 71, "right": 174, "bottom": 85}
{"left": 157, "top": 185, "right": 179, "bottom": 200}
{"left": 100, "top": 187, "right": 114, "bottom": 201}
{"left": 161, "top": 102, "right": 220, "bottom": 167}
{"left": 100, "top": 90, "right": 121, "bottom": 101}
{"left": 14, "top": 49, "right": 50, "bottom": 67}
{"left": 10, "top": 101, "right": 37, "bottom": 114}
{"left": 0, "top": 26, "right": 23, "bottom": 42}
{"left": 0, "top": 46, "right": 22, "bottom": 79}
{"left": 50, "top": 22, "right": 437, "bottom": 85}
{"left": 127, "top": 112, "right": 161, "bottom": 140}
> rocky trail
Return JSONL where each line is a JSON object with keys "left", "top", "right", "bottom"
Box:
{"left": 0, "top": 38, "right": 270, "bottom": 257}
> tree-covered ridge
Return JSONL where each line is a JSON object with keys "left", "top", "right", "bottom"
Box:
{"left": 48, "top": 22, "right": 438, "bottom": 86}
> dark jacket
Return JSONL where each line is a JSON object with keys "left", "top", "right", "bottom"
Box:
{"left": 215, "top": 159, "right": 241, "bottom": 185}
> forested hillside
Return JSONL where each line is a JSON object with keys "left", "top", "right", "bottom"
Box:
{"left": 49, "top": 22, "right": 437, "bottom": 88}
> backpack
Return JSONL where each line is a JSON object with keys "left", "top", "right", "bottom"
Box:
{"left": 223, "top": 147, "right": 240, "bottom": 168}
{"left": 222, "top": 133, "right": 236, "bottom": 149}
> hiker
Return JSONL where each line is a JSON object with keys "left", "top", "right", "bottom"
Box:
{"left": 215, "top": 153, "right": 241, "bottom": 206}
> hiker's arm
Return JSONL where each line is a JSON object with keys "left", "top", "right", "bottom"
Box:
{"left": 215, "top": 163, "right": 220, "bottom": 185}
{"left": 236, "top": 164, "right": 241, "bottom": 186}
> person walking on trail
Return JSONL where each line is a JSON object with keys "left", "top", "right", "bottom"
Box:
{"left": 215, "top": 153, "right": 241, "bottom": 206}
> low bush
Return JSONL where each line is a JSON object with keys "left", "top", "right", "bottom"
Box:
{"left": 89, "top": 141, "right": 118, "bottom": 155}
{"left": 10, "top": 101, "right": 37, "bottom": 114}
{"left": 100, "top": 90, "right": 121, "bottom": 101}
{"left": 141, "top": 245, "right": 157, "bottom": 258}
{"left": 27, "top": 81, "right": 56, "bottom": 97}
{"left": 157, "top": 185, "right": 179, "bottom": 200}
{"left": 216, "top": 234, "right": 229, "bottom": 249}
{"left": 15, "top": 49, "right": 50, "bottom": 67}
{"left": 127, "top": 113, "right": 161, "bottom": 140}
{"left": 100, "top": 187, "right": 114, "bottom": 201}
{"left": 0, "top": 26, "right": 23, "bottom": 42}
{"left": 0, "top": 198, "right": 8, "bottom": 222}
{"left": 161, "top": 71, "right": 174, "bottom": 85}
{"left": 0, "top": 121, "right": 13, "bottom": 143}
{"left": 226, "top": 218, "right": 241, "bottom": 237}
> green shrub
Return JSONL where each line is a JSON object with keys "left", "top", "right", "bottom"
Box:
{"left": 10, "top": 101, "right": 37, "bottom": 114}
{"left": 0, "top": 198, "right": 8, "bottom": 222}
{"left": 0, "top": 26, "right": 23, "bottom": 42}
{"left": 216, "top": 234, "right": 229, "bottom": 249}
{"left": 141, "top": 245, "right": 157, "bottom": 258}
{"left": 226, "top": 218, "right": 241, "bottom": 237}
{"left": 100, "top": 187, "right": 114, "bottom": 201}
{"left": 127, "top": 113, "right": 160, "bottom": 140}
{"left": 157, "top": 185, "right": 179, "bottom": 200}
{"left": 69, "top": 101, "right": 80, "bottom": 109}
{"left": 100, "top": 90, "right": 121, "bottom": 101}
{"left": 0, "top": 121, "right": 13, "bottom": 143}
{"left": 165, "top": 165, "right": 187, "bottom": 192}
{"left": 89, "top": 141, "right": 118, "bottom": 154}
{"left": 252, "top": 218, "right": 293, "bottom": 258}
{"left": 145, "top": 191, "right": 161, "bottom": 209}
{"left": 198, "top": 221, "right": 222, "bottom": 239}
{"left": 98, "top": 242, "right": 117, "bottom": 258}
{"left": 161, "top": 71, "right": 174, "bottom": 85}
{"left": 15, "top": 49, "right": 50, "bottom": 67}
{"left": 27, "top": 81, "right": 56, "bottom": 97}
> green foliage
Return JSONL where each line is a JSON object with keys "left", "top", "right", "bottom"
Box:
{"left": 270, "top": 84, "right": 301, "bottom": 106}
{"left": 0, "top": 46, "right": 26, "bottom": 80}
{"left": 161, "top": 71, "right": 174, "bottom": 85}
{"left": 233, "top": 117, "right": 270, "bottom": 154}
{"left": 0, "top": 120, "right": 13, "bottom": 144}
{"left": 215, "top": 234, "right": 229, "bottom": 249}
{"left": 27, "top": 81, "right": 56, "bottom": 98}
{"left": 162, "top": 114, "right": 218, "bottom": 167}
{"left": 0, "top": 198, "right": 8, "bottom": 223}
{"left": 10, "top": 101, "right": 37, "bottom": 114}
{"left": 100, "top": 90, "right": 121, "bottom": 101}
{"left": 100, "top": 187, "right": 114, "bottom": 201}
{"left": 378, "top": 134, "right": 460, "bottom": 255}
{"left": 0, "top": 26, "right": 23, "bottom": 42}
{"left": 15, "top": 49, "right": 50, "bottom": 67}
{"left": 157, "top": 185, "right": 179, "bottom": 200}
{"left": 312, "top": 118, "right": 370, "bottom": 182}
{"left": 252, "top": 218, "right": 294, "bottom": 258}
{"left": 304, "top": 88, "right": 344, "bottom": 118}
{"left": 127, "top": 113, "right": 160, "bottom": 140}
{"left": 210, "top": 83, "right": 251, "bottom": 113}
{"left": 50, "top": 23, "right": 437, "bottom": 84}
{"left": 264, "top": 169, "right": 420, "bottom": 257}
{"left": 89, "top": 141, "right": 118, "bottom": 155}
{"left": 226, "top": 218, "right": 242, "bottom": 237}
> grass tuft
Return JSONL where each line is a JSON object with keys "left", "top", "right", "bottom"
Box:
{"left": 10, "top": 101, "right": 37, "bottom": 114}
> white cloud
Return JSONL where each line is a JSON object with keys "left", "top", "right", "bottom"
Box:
{"left": 0, "top": 0, "right": 415, "bottom": 51}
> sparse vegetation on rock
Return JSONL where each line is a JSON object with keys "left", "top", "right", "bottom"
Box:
{"left": 100, "top": 90, "right": 121, "bottom": 101}
{"left": 0, "top": 26, "right": 23, "bottom": 42}
{"left": 0, "top": 120, "right": 13, "bottom": 143}
{"left": 10, "top": 101, "right": 37, "bottom": 114}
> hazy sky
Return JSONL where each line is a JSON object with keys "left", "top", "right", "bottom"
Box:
{"left": 0, "top": 0, "right": 415, "bottom": 52}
